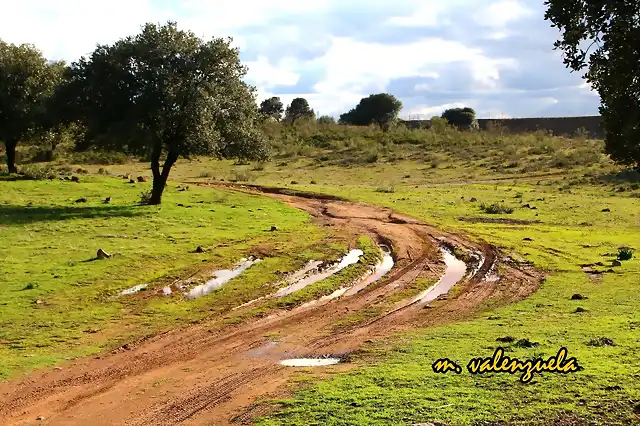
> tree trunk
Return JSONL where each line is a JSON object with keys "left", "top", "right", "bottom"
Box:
{"left": 148, "top": 146, "right": 179, "bottom": 205}
{"left": 5, "top": 141, "right": 18, "bottom": 174}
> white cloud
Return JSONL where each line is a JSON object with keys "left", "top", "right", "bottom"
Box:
{"left": 244, "top": 56, "right": 301, "bottom": 89}
{"left": 309, "top": 36, "right": 515, "bottom": 95}
{"left": 0, "top": 0, "right": 600, "bottom": 118}
{"left": 474, "top": 0, "right": 534, "bottom": 29}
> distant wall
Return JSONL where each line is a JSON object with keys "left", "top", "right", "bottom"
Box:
{"left": 401, "top": 115, "right": 604, "bottom": 138}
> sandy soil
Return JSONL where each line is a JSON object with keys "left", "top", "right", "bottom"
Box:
{"left": 0, "top": 184, "right": 542, "bottom": 426}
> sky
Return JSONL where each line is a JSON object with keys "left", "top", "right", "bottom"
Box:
{"left": 0, "top": 0, "right": 601, "bottom": 119}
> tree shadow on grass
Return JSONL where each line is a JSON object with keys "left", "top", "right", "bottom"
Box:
{"left": 0, "top": 204, "right": 147, "bottom": 226}
{"left": 597, "top": 168, "right": 640, "bottom": 183}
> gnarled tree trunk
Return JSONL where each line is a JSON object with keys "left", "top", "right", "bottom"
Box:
{"left": 148, "top": 145, "right": 179, "bottom": 205}
{"left": 4, "top": 141, "right": 18, "bottom": 174}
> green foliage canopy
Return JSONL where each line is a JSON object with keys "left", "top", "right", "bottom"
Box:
{"left": 59, "top": 21, "right": 268, "bottom": 203}
{"left": 544, "top": 0, "right": 640, "bottom": 168}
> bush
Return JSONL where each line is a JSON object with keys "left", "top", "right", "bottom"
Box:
{"left": 617, "top": 246, "right": 634, "bottom": 261}
{"left": 139, "top": 190, "right": 153, "bottom": 205}
{"left": 252, "top": 161, "right": 267, "bottom": 171}
{"left": 232, "top": 169, "right": 254, "bottom": 182}
{"left": 480, "top": 203, "right": 514, "bottom": 214}
{"left": 70, "top": 151, "right": 129, "bottom": 165}
{"left": 375, "top": 185, "right": 395, "bottom": 193}
{"left": 17, "top": 164, "right": 57, "bottom": 180}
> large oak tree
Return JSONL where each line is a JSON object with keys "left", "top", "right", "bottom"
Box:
{"left": 544, "top": 0, "right": 640, "bottom": 168}
{"left": 63, "top": 22, "right": 268, "bottom": 204}
{"left": 0, "top": 41, "right": 62, "bottom": 173}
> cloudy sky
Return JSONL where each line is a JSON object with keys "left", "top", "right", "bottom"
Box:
{"left": 1, "top": 0, "right": 601, "bottom": 119}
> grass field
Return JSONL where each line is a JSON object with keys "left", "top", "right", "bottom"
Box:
{"left": 255, "top": 181, "right": 640, "bottom": 425}
{"left": 2, "top": 122, "right": 640, "bottom": 424}
{"left": 0, "top": 176, "right": 364, "bottom": 380}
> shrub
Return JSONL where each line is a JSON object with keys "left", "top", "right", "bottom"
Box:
{"left": 18, "top": 164, "right": 57, "bottom": 180}
{"left": 480, "top": 203, "right": 514, "bottom": 214}
{"left": 618, "top": 246, "right": 634, "bottom": 261}
{"left": 252, "top": 161, "right": 267, "bottom": 171}
{"left": 139, "top": 190, "right": 153, "bottom": 205}
{"left": 233, "top": 169, "right": 254, "bottom": 182}
{"left": 375, "top": 185, "right": 395, "bottom": 193}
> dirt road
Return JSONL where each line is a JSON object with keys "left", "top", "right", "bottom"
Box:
{"left": 0, "top": 185, "right": 541, "bottom": 426}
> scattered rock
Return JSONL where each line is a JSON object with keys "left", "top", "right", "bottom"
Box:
{"left": 137, "top": 176, "right": 147, "bottom": 182}
{"left": 129, "top": 179, "right": 135, "bottom": 184}
{"left": 34, "top": 300, "right": 45, "bottom": 305}
{"left": 36, "top": 416, "right": 44, "bottom": 421}
{"left": 71, "top": 176, "right": 80, "bottom": 183}
{"left": 270, "top": 226, "right": 278, "bottom": 232}
{"left": 586, "top": 337, "right": 615, "bottom": 347}
{"left": 231, "top": 205, "right": 237, "bottom": 209}
{"left": 54, "top": 367, "right": 63, "bottom": 371}
{"left": 103, "top": 197, "right": 111, "bottom": 204}
{"left": 571, "top": 294, "right": 588, "bottom": 300}
{"left": 514, "top": 338, "right": 539, "bottom": 348}
{"left": 96, "top": 248, "right": 112, "bottom": 260}
{"left": 601, "top": 208, "right": 611, "bottom": 212}
{"left": 195, "top": 246, "right": 205, "bottom": 253}
{"left": 290, "top": 180, "right": 298, "bottom": 184}
{"left": 470, "top": 197, "right": 478, "bottom": 202}
{"left": 310, "top": 180, "right": 317, "bottom": 184}
{"left": 574, "top": 307, "right": 588, "bottom": 313}
{"left": 612, "top": 260, "right": 622, "bottom": 267}
{"left": 177, "top": 203, "right": 184, "bottom": 207}
{"left": 496, "top": 336, "right": 516, "bottom": 343}
{"left": 75, "top": 198, "right": 87, "bottom": 203}
{"left": 523, "top": 237, "right": 533, "bottom": 242}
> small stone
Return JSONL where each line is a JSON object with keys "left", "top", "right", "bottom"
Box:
{"left": 574, "top": 307, "right": 588, "bottom": 313}
{"left": 54, "top": 367, "right": 63, "bottom": 371}
{"left": 137, "top": 176, "right": 147, "bottom": 182}
{"left": 571, "top": 294, "right": 587, "bottom": 300}
{"left": 195, "top": 246, "right": 205, "bottom": 253}
{"left": 129, "top": 179, "right": 135, "bottom": 184}
{"left": 523, "top": 237, "right": 533, "bottom": 242}
{"left": 96, "top": 249, "right": 111, "bottom": 260}
{"left": 71, "top": 176, "right": 80, "bottom": 182}
{"left": 470, "top": 197, "right": 478, "bottom": 202}
{"left": 270, "top": 226, "right": 277, "bottom": 232}
{"left": 602, "top": 208, "right": 611, "bottom": 212}
{"left": 612, "top": 260, "right": 622, "bottom": 267}
{"left": 36, "top": 416, "right": 44, "bottom": 421}
{"left": 75, "top": 198, "right": 88, "bottom": 203}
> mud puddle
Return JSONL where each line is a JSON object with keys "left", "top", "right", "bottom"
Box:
{"left": 120, "top": 284, "right": 148, "bottom": 296}
{"left": 412, "top": 247, "right": 467, "bottom": 304}
{"left": 279, "top": 358, "right": 342, "bottom": 367}
{"left": 343, "top": 247, "right": 394, "bottom": 297}
{"left": 274, "top": 250, "right": 363, "bottom": 298}
{"left": 186, "top": 257, "right": 261, "bottom": 299}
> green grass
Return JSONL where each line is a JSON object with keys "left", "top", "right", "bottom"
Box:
{"left": 0, "top": 176, "right": 344, "bottom": 380}
{"left": 252, "top": 179, "right": 639, "bottom": 424}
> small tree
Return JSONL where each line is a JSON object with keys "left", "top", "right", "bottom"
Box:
{"left": 284, "top": 97, "right": 315, "bottom": 124}
{"left": 0, "top": 41, "right": 62, "bottom": 173}
{"left": 441, "top": 107, "right": 478, "bottom": 130}
{"left": 259, "top": 96, "right": 284, "bottom": 121}
{"left": 62, "top": 22, "right": 268, "bottom": 204}
{"left": 317, "top": 115, "right": 336, "bottom": 125}
{"left": 544, "top": 0, "right": 640, "bottom": 169}
{"left": 339, "top": 93, "right": 402, "bottom": 130}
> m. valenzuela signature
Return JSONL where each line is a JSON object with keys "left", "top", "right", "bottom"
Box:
{"left": 432, "top": 347, "right": 581, "bottom": 383}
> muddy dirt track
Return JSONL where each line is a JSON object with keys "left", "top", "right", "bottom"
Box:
{"left": 0, "top": 184, "right": 542, "bottom": 426}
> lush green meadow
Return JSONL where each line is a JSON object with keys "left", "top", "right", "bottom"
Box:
{"left": 2, "top": 121, "right": 639, "bottom": 424}
{"left": 0, "top": 176, "right": 360, "bottom": 380}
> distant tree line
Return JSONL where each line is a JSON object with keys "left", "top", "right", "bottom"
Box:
{"left": 1, "top": 6, "right": 638, "bottom": 200}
